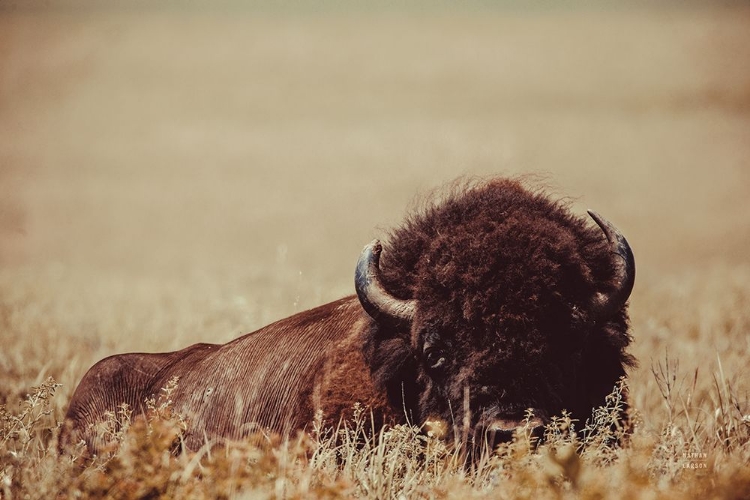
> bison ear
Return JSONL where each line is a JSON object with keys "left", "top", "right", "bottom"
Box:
{"left": 360, "top": 320, "right": 421, "bottom": 417}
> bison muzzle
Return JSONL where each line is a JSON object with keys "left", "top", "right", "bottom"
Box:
{"left": 62, "top": 178, "right": 635, "bottom": 455}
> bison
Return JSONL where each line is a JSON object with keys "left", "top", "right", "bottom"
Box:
{"left": 61, "top": 178, "right": 635, "bottom": 455}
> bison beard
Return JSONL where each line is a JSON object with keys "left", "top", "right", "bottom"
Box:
{"left": 62, "top": 178, "right": 635, "bottom": 455}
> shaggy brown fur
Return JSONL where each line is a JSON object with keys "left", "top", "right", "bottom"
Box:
{"left": 366, "top": 178, "right": 634, "bottom": 441}
{"left": 62, "top": 177, "right": 635, "bottom": 454}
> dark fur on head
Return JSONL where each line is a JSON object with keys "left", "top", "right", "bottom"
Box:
{"left": 361, "top": 177, "right": 635, "bottom": 438}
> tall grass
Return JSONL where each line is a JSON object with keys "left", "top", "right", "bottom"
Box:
{"left": 0, "top": 266, "right": 749, "bottom": 498}
{"left": 1, "top": 338, "right": 749, "bottom": 498}
{"left": 1, "top": 260, "right": 749, "bottom": 499}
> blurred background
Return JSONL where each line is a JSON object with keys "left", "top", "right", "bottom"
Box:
{"left": 0, "top": 1, "right": 749, "bottom": 405}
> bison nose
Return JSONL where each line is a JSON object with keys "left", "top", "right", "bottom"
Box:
{"left": 481, "top": 414, "right": 546, "bottom": 446}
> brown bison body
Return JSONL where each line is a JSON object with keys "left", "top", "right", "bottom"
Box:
{"left": 63, "top": 178, "right": 635, "bottom": 454}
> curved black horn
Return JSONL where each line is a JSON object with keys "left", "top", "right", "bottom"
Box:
{"left": 587, "top": 210, "right": 636, "bottom": 321}
{"left": 355, "top": 240, "right": 416, "bottom": 327}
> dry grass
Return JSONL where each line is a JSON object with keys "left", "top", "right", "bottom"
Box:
{"left": 1, "top": 2, "right": 750, "bottom": 498}
{"left": 2, "top": 346, "right": 749, "bottom": 499}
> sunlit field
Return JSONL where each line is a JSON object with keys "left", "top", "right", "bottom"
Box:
{"left": 1, "top": 2, "right": 749, "bottom": 498}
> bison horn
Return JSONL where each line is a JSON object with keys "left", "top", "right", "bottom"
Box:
{"left": 355, "top": 240, "right": 416, "bottom": 327}
{"left": 587, "top": 210, "right": 636, "bottom": 322}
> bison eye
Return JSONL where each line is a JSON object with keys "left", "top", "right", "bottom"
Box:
{"left": 424, "top": 348, "right": 446, "bottom": 370}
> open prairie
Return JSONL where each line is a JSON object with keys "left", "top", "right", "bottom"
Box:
{"left": 1, "top": 2, "right": 749, "bottom": 498}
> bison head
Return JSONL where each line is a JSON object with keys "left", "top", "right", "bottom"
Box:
{"left": 355, "top": 179, "right": 635, "bottom": 448}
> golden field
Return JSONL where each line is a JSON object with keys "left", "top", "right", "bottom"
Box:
{"left": 1, "top": 2, "right": 749, "bottom": 498}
